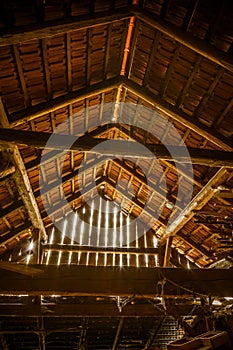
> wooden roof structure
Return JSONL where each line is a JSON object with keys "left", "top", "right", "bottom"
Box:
{"left": 0, "top": 0, "right": 233, "bottom": 349}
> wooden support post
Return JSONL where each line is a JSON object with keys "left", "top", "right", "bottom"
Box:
{"left": 112, "top": 318, "right": 124, "bottom": 350}
{"left": 163, "top": 236, "right": 173, "bottom": 267}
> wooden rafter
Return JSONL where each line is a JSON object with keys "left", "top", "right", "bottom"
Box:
{"left": 0, "top": 9, "right": 132, "bottom": 46}
{"left": 160, "top": 167, "right": 231, "bottom": 244}
{"left": 0, "top": 265, "right": 233, "bottom": 297}
{"left": 0, "top": 100, "right": 47, "bottom": 242}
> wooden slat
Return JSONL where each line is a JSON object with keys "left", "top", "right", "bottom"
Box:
{"left": 10, "top": 77, "right": 121, "bottom": 127}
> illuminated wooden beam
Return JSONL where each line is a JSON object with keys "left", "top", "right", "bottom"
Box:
{"left": 1, "top": 128, "right": 233, "bottom": 166}
{"left": 160, "top": 167, "right": 230, "bottom": 243}
{"left": 41, "top": 243, "right": 159, "bottom": 255}
{"left": 0, "top": 265, "right": 232, "bottom": 297}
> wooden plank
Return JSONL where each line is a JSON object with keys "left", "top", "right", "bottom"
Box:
{"left": 0, "top": 9, "right": 132, "bottom": 46}
{"left": 122, "top": 77, "right": 233, "bottom": 151}
{"left": 160, "top": 167, "right": 230, "bottom": 243}
{"left": 1, "top": 128, "right": 233, "bottom": 166}
{"left": 0, "top": 265, "right": 232, "bottom": 297}
{"left": 10, "top": 77, "right": 121, "bottom": 127}
{"left": 13, "top": 45, "right": 30, "bottom": 108}
{"left": 133, "top": 7, "right": 233, "bottom": 73}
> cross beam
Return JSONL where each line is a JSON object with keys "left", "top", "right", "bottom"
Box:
{"left": 0, "top": 265, "right": 232, "bottom": 297}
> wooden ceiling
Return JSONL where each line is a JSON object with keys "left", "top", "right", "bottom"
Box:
{"left": 0, "top": 0, "right": 233, "bottom": 269}
{"left": 0, "top": 0, "right": 233, "bottom": 349}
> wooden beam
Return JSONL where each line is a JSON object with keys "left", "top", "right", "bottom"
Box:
{"left": 1, "top": 128, "right": 233, "bottom": 166}
{"left": 10, "top": 77, "right": 121, "bottom": 127}
{"left": 0, "top": 301, "right": 194, "bottom": 317}
{"left": 41, "top": 243, "right": 159, "bottom": 255}
{"left": 160, "top": 167, "right": 230, "bottom": 243}
{"left": 133, "top": 7, "right": 233, "bottom": 73}
{"left": 163, "top": 236, "right": 173, "bottom": 267}
{"left": 0, "top": 265, "right": 233, "bottom": 297}
{"left": 0, "top": 100, "right": 47, "bottom": 241}
{"left": 143, "top": 318, "right": 164, "bottom": 350}
{"left": 0, "top": 164, "right": 15, "bottom": 180}
{"left": 0, "top": 9, "right": 132, "bottom": 46}
{"left": 122, "top": 77, "right": 233, "bottom": 151}
{"left": 0, "top": 221, "right": 32, "bottom": 246}
{"left": 112, "top": 318, "right": 124, "bottom": 350}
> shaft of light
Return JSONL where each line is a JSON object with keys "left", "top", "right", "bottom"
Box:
{"left": 86, "top": 252, "right": 90, "bottom": 266}
{"left": 104, "top": 252, "right": 107, "bottom": 266}
{"left": 113, "top": 206, "right": 117, "bottom": 247}
{"left": 136, "top": 253, "right": 139, "bottom": 268}
{"left": 46, "top": 227, "right": 54, "bottom": 267}
{"left": 153, "top": 236, "right": 158, "bottom": 248}
{"left": 58, "top": 219, "right": 67, "bottom": 265}
{"left": 71, "top": 213, "right": 78, "bottom": 244}
{"left": 119, "top": 212, "right": 123, "bottom": 247}
{"left": 145, "top": 254, "right": 149, "bottom": 267}
{"left": 127, "top": 253, "right": 130, "bottom": 267}
{"left": 112, "top": 253, "right": 115, "bottom": 266}
{"left": 95, "top": 252, "right": 99, "bottom": 266}
{"left": 135, "top": 223, "right": 138, "bottom": 248}
{"left": 127, "top": 216, "right": 130, "bottom": 248}
{"left": 69, "top": 213, "right": 78, "bottom": 264}
{"left": 97, "top": 197, "right": 102, "bottom": 246}
{"left": 155, "top": 254, "right": 158, "bottom": 267}
{"left": 144, "top": 229, "right": 147, "bottom": 248}
{"left": 80, "top": 220, "right": 84, "bottom": 245}
{"left": 77, "top": 251, "right": 81, "bottom": 264}
{"left": 88, "top": 200, "right": 94, "bottom": 246}
{"left": 105, "top": 200, "right": 109, "bottom": 247}
{"left": 119, "top": 253, "right": 123, "bottom": 267}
